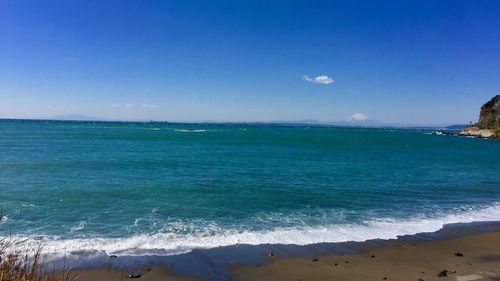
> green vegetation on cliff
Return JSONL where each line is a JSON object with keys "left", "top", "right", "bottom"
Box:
{"left": 477, "top": 95, "right": 500, "bottom": 129}
{"left": 461, "top": 95, "right": 500, "bottom": 139}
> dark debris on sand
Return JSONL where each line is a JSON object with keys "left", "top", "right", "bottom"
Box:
{"left": 438, "top": 270, "right": 448, "bottom": 277}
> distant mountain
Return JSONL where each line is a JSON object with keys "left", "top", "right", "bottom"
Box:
{"left": 325, "top": 119, "right": 386, "bottom": 127}
{"left": 252, "top": 119, "right": 443, "bottom": 128}
{"left": 255, "top": 119, "right": 322, "bottom": 125}
{"left": 445, "top": 124, "right": 468, "bottom": 130}
{"left": 44, "top": 114, "right": 107, "bottom": 121}
{"left": 20, "top": 115, "right": 465, "bottom": 129}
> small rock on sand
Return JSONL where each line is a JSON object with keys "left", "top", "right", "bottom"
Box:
{"left": 438, "top": 270, "right": 448, "bottom": 277}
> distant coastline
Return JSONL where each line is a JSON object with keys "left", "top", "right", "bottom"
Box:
{"left": 0, "top": 117, "right": 468, "bottom": 130}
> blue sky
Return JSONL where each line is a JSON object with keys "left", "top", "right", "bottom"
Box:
{"left": 1, "top": 0, "right": 499, "bottom": 124}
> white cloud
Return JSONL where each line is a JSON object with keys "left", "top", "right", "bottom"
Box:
{"left": 141, "top": 104, "right": 158, "bottom": 108}
{"left": 350, "top": 112, "right": 368, "bottom": 121}
{"left": 111, "top": 104, "right": 120, "bottom": 108}
{"left": 125, "top": 104, "right": 134, "bottom": 108}
{"left": 303, "top": 75, "right": 334, "bottom": 85}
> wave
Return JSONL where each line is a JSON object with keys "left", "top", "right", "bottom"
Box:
{"left": 70, "top": 221, "right": 87, "bottom": 232}
{"left": 2, "top": 203, "right": 500, "bottom": 259}
{"left": 174, "top": 129, "right": 207, "bottom": 133}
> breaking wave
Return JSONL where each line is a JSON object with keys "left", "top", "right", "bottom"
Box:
{"left": 2, "top": 203, "right": 499, "bottom": 259}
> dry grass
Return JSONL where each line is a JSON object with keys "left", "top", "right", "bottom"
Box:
{"left": 0, "top": 239, "right": 78, "bottom": 281}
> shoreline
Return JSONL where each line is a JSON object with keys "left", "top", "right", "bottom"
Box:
{"left": 10, "top": 202, "right": 500, "bottom": 260}
{"left": 432, "top": 129, "right": 499, "bottom": 140}
{"left": 232, "top": 227, "right": 500, "bottom": 281}
{"left": 57, "top": 221, "right": 500, "bottom": 281}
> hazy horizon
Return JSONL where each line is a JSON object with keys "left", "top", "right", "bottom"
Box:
{"left": 0, "top": 114, "right": 470, "bottom": 127}
{"left": 1, "top": 1, "right": 499, "bottom": 124}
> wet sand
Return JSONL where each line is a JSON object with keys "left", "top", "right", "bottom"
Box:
{"left": 232, "top": 231, "right": 500, "bottom": 281}
{"left": 74, "top": 267, "right": 197, "bottom": 281}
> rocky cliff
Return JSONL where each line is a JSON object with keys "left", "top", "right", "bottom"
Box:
{"left": 477, "top": 95, "right": 500, "bottom": 129}
{"left": 461, "top": 95, "right": 500, "bottom": 139}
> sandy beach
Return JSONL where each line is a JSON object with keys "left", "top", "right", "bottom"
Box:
{"left": 71, "top": 226, "right": 500, "bottom": 281}
{"left": 3, "top": 1, "right": 500, "bottom": 281}
{"left": 75, "top": 267, "right": 197, "bottom": 281}
{"left": 232, "top": 231, "right": 500, "bottom": 281}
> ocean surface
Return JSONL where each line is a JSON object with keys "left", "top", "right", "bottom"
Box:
{"left": 0, "top": 119, "right": 499, "bottom": 258}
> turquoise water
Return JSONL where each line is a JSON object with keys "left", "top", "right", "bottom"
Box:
{"left": 0, "top": 119, "right": 499, "bottom": 256}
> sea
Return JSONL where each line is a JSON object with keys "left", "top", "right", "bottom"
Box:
{"left": 0, "top": 119, "right": 499, "bottom": 259}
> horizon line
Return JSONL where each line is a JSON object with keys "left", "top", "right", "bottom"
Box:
{"left": 0, "top": 116, "right": 468, "bottom": 129}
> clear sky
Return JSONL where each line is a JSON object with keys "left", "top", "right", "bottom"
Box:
{"left": 1, "top": 0, "right": 499, "bottom": 124}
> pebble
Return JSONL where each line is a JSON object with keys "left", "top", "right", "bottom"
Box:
{"left": 438, "top": 270, "right": 448, "bottom": 277}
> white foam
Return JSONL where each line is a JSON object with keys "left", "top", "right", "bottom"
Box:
{"left": 70, "top": 221, "right": 86, "bottom": 232}
{"left": 2, "top": 203, "right": 500, "bottom": 258}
